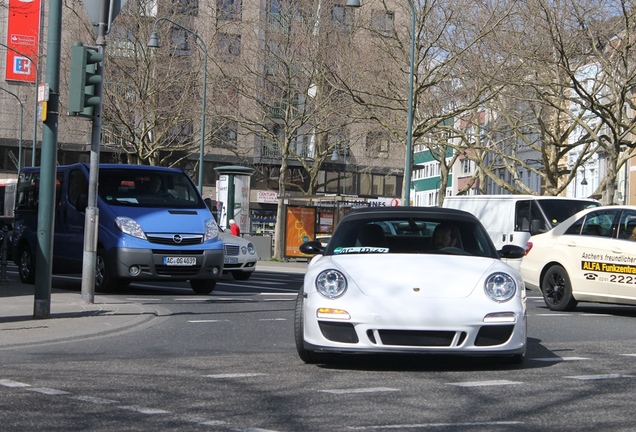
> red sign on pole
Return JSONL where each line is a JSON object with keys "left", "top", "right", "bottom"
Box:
{"left": 5, "top": 0, "right": 41, "bottom": 83}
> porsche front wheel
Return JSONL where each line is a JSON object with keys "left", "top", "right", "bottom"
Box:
{"left": 541, "top": 265, "right": 577, "bottom": 311}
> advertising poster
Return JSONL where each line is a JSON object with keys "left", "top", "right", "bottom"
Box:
{"left": 5, "top": 0, "right": 41, "bottom": 83}
{"left": 285, "top": 206, "right": 316, "bottom": 258}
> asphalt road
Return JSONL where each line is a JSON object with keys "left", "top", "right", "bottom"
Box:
{"left": 2, "top": 269, "right": 636, "bottom": 431}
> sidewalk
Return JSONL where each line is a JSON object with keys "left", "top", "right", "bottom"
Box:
{"left": 0, "top": 260, "right": 307, "bottom": 349}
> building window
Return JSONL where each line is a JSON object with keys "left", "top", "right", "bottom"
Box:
{"left": 372, "top": 10, "right": 394, "bottom": 35}
{"left": 170, "top": 28, "right": 191, "bottom": 54}
{"left": 217, "top": 33, "right": 241, "bottom": 61}
{"left": 212, "top": 122, "right": 238, "bottom": 148}
{"left": 217, "top": 0, "right": 241, "bottom": 20}
{"left": 172, "top": 0, "right": 198, "bottom": 16}
{"left": 332, "top": 5, "right": 352, "bottom": 28}
{"left": 365, "top": 131, "right": 389, "bottom": 158}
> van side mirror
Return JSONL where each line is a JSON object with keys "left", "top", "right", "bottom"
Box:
{"left": 529, "top": 219, "right": 547, "bottom": 235}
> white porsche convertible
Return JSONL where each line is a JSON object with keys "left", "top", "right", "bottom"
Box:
{"left": 295, "top": 206, "right": 527, "bottom": 364}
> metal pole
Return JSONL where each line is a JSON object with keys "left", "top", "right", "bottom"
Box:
{"left": 34, "top": 0, "right": 62, "bottom": 319}
{"left": 0, "top": 87, "right": 24, "bottom": 170}
{"left": 0, "top": 43, "right": 39, "bottom": 167}
{"left": 149, "top": 18, "right": 208, "bottom": 194}
{"left": 81, "top": 0, "right": 110, "bottom": 304}
{"left": 404, "top": 0, "right": 415, "bottom": 206}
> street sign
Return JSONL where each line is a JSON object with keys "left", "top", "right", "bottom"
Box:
{"left": 81, "top": 0, "right": 128, "bottom": 31}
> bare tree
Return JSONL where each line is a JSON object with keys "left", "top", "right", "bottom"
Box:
{"left": 215, "top": 0, "right": 359, "bottom": 259}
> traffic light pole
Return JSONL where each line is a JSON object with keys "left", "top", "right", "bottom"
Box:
{"left": 34, "top": 0, "right": 63, "bottom": 318}
{"left": 80, "top": 0, "right": 109, "bottom": 304}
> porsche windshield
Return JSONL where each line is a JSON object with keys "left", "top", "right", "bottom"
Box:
{"left": 326, "top": 217, "right": 499, "bottom": 258}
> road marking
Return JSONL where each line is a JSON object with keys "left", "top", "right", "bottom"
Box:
{"left": 535, "top": 313, "right": 571, "bottom": 317}
{"left": 620, "top": 354, "right": 636, "bottom": 357}
{"left": 0, "top": 379, "right": 30, "bottom": 388}
{"left": 71, "top": 395, "right": 118, "bottom": 404}
{"left": 206, "top": 373, "right": 267, "bottom": 379}
{"left": 119, "top": 405, "right": 171, "bottom": 415}
{"left": 346, "top": 421, "right": 524, "bottom": 430}
{"left": 531, "top": 357, "right": 590, "bottom": 362}
{"left": 320, "top": 387, "right": 399, "bottom": 395}
{"left": 27, "top": 387, "right": 71, "bottom": 395}
{"left": 258, "top": 318, "right": 287, "bottom": 321}
{"left": 566, "top": 374, "right": 635, "bottom": 381}
{"left": 188, "top": 319, "right": 231, "bottom": 323}
{"left": 178, "top": 415, "right": 226, "bottom": 426}
{"left": 448, "top": 380, "right": 522, "bottom": 387}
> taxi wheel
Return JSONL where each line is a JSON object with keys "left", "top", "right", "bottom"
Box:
{"left": 190, "top": 279, "right": 217, "bottom": 294}
{"left": 541, "top": 265, "right": 578, "bottom": 311}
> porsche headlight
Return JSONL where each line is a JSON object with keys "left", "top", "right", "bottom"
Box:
{"left": 115, "top": 216, "right": 147, "bottom": 240}
{"left": 484, "top": 272, "right": 517, "bottom": 302}
{"left": 204, "top": 218, "right": 219, "bottom": 241}
{"left": 316, "top": 269, "right": 347, "bottom": 299}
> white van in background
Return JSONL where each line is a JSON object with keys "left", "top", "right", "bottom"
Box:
{"left": 442, "top": 195, "right": 599, "bottom": 269}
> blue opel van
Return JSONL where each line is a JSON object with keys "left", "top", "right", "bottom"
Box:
{"left": 12, "top": 164, "right": 224, "bottom": 294}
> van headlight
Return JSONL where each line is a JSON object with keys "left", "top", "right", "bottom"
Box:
{"left": 204, "top": 218, "right": 219, "bottom": 241}
{"left": 484, "top": 272, "right": 517, "bottom": 302}
{"left": 316, "top": 269, "right": 347, "bottom": 299}
{"left": 115, "top": 217, "right": 147, "bottom": 240}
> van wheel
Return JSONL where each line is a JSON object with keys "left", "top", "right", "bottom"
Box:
{"left": 190, "top": 279, "right": 217, "bottom": 294}
{"left": 541, "top": 265, "right": 578, "bottom": 311}
{"left": 95, "top": 248, "right": 118, "bottom": 293}
{"left": 18, "top": 245, "right": 35, "bottom": 284}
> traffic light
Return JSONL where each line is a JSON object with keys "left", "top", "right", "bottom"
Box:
{"left": 68, "top": 42, "right": 103, "bottom": 118}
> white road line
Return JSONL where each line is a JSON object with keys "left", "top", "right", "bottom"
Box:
{"left": 531, "top": 357, "right": 590, "bottom": 362}
{"left": 0, "top": 379, "right": 30, "bottom": 388}
{"left": 620, "top": 354, "right": 636, "bottom": 357}
{"left": 118, "top": 405, "right": 171, "bottom": 415}
{"left": 320, "top": 387, "right": 399, "bottom": 395}
{"left": 188, "top": 319, "right": 231, "bottom": 323}
{"left": 71, "top": 395, "right": 118, "bottom": 404}
{"left": 535, "top": 313, "right": 571, "bottom": 317}
{"left": 178, "top": 415, "right": 226, "bottom": 427}
{"left": 566, "top": 374, "right": 635, "bottom": 380}
{"left": 207, "top": 373, "right": 267, "bottom": 379}
{"left": 26, "top": 387, "right": 71, "bottom": 395}
{"left": 448, "top": 380, "right": 522, "bottom": 387}
{"left": 346, "top": 421, "right": 524, "bottom": 430}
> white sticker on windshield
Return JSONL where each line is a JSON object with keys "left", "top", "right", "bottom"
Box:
{"left": 334, "top": 247, "right": 389, "bottom": 254}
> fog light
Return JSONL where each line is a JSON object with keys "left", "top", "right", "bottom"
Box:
{"left": 317, "top": 308, "right": 351, "bottom": 320}
{"left": 483, "top": 312, "right": 516, "bottom": 323}
{"left": 212, "top": 266, "right": 219, "bottom": 276}
{"left": 129, "top": 265, "right": 141, "bottom": 277}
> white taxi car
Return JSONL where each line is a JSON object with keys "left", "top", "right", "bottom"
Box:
{"left": 217, "top": 228, "right": 258, "bottom": 280}
{"left": 296, "top": 207, "right": 527, "bottom": 364}
{"left": 520, "top": 205, "right": 636, "bottom": 311}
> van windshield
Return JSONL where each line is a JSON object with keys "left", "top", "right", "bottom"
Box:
{"left": 537, "top": 199, "right": 600, "bottom": 227}
{"left": 98, "top": 169, "right": 203, "bottom": 208}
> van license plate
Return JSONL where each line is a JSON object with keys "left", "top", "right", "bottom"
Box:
{"left": 224, "top": 257, "right": 238, "bottom": 264}
{"left": 163, "top": 256, "right": 196, "bottom": 266}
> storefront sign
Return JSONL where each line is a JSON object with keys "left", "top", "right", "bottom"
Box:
{"left": 285, "top": 206, "right": 316, "bottom": 258}
{"left": 5, "top": 0, "right": 41, "bottom": 83}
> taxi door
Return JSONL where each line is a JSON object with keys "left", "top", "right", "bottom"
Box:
{"left": 563, "top": 209, "right": 618, "bottom": 298}
{"left": 607, "top": 210, "right": 636, "bottom": 300}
